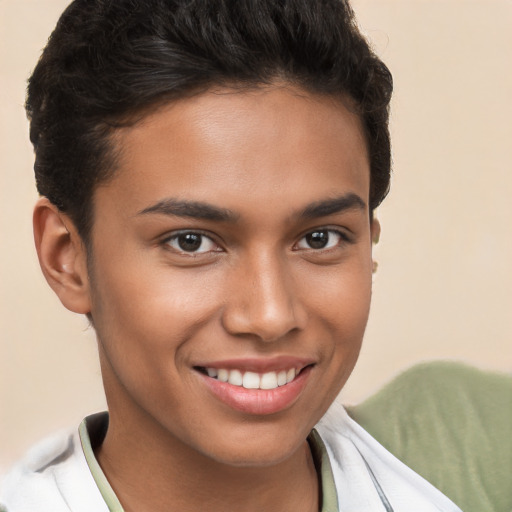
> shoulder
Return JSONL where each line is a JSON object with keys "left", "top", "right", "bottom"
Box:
{"left": 347, "top": 361, "right": 512, "bottom": 512}
{"left": 349, "top": 360, "right": 512, "bottom": 424}
{"left": 316, "top": 401, "right": 463, "bottom": 511}
{"left": 0, "top": 426, "right": 108, "bottom": 512}
{"left": 1, "top": 429, "right": 77, "bottom": 511}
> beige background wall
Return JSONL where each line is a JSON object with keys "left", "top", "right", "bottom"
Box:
{"left": 1, "top": 0, "right": 511, "bottom": 471}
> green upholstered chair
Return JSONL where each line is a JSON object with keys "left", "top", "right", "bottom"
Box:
{"left": 347, "top": 361, "right": 512, "bottom": 512}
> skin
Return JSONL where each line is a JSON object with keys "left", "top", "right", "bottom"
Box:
{"left": 34, "top": 85, "right": 379, "bottom": 512}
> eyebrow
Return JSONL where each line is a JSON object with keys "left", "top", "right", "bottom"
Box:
{"left": 137, "top": 199, "right": 238, "bottom": 222}
{"left": 137, "top": 193, "right": 366, "bottom": 222}
{"left": 299, "top": 193, "right": 366, "bottom": 219}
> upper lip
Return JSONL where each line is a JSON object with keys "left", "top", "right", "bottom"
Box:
{"left": 194, "top": 356, "right": 316, "bottom": 373}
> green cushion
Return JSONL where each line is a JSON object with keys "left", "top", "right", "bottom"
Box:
{"left": 347, "top": 361, "right": 512, "bottom": 512}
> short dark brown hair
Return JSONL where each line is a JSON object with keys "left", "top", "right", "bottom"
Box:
{"left": 26, "top": 0, "right": 393, "bottom": 242}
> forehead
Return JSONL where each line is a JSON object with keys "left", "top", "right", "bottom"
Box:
{"left": 100, "top": 86, "right": 370, "bottom": 216}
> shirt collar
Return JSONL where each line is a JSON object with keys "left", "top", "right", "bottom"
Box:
{"left": 79, "top": 412, "right": 339, "bottom": 512}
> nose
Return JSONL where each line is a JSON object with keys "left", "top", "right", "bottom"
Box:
{"left": 221, "top": 251, "right": 306, "bottom": 343}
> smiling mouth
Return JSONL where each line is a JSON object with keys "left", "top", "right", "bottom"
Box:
{"left": 195, "top": 366, "right": 311, "bottom": 390}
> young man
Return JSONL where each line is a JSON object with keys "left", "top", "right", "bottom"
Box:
{"left": 1, "top": 1, "right": 462, "bottom": 511}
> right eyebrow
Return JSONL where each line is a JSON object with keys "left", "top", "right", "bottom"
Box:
{"left": 137, "top": 198, "right": 239, "bottom": 222}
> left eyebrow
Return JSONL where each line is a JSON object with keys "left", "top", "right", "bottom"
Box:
{"left": 298, "top": 193, "right": 367, "bottom": 219}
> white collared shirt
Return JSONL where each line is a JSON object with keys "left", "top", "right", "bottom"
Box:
{"left": 0, "top": 404, "right": 462, "bottom": 512}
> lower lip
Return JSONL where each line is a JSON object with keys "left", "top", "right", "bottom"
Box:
{"left": 198, "top": 366, "right": 312, "bottom": 415}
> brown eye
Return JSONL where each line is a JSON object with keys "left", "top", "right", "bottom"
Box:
{"left": 178, "top": 233, "right": 202, "bottom": 251}
{"left": 296, "top": 229, "right": 344, "bottom": 250}
{"left": 165, "top": 232, "right": 218, "bottom": 254}
{"left": 305, "top": 231, "right": 329, "bottom": 249}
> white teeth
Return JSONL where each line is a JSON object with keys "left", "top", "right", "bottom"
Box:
{"left": 217, "top": 369, "right": 229, "bottom": 382}
{"left": 204, "top": 367, "right": 300, "bottom": 390}
{"left": 228, "top": 369, "right": 243, "bottom": 386}
{"left": 242, "top": 371, "right": 260, "bottom": 389}
{"left": 277, "top": 370, "right": 287, "bottom": 386}
{"left": 260, "top": 371, "right": 278, "bottom": 390}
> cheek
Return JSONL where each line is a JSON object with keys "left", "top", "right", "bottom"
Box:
{"left": 302, "top": 256, "right": 373, "bottom": 327}
{"left": 88, "top": 251, "right": 227, "bottom": 365}
{"left": 89, "top": 260, "right": 230, "bottom": 419}
{"left": 302, "top": 256, "right": 373, "bottom": 373}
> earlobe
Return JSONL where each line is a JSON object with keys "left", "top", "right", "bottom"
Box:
{"left": 33, "top": 198, "right": 91, "bottom": 315}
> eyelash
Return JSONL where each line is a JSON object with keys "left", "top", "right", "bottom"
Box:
{"left": 161, "top": 228, "right": 351, "bottom": 256}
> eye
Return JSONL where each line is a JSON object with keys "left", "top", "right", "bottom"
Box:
{"left": 295, "top": 229, "right": 345, "bottom": 250}
{"left": 164, "top": 231, "right": 219, "bottom": 254}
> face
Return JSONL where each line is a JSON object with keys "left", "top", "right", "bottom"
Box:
{"left": 88, "top": 86, "right": 377, "bottom": 467}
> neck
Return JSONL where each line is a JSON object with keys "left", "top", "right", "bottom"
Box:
{"left": 96, "top": 408, "right": 319, "bottom": 512}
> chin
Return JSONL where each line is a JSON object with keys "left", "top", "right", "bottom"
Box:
{"left": 197, "top": 422, "right": 311, "bottom": 468}
{"left": 209, "top": 446, "right": 301, "bottom": 469}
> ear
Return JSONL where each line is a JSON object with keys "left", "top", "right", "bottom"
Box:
{"left": 370, "top": 217, "right": 381, "bottom": 245}
{"left": 370, "top": 218, "right": 380, "bottom": 274}
{"left": 33, "top": 198, "right": 91, "bottom": 314}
